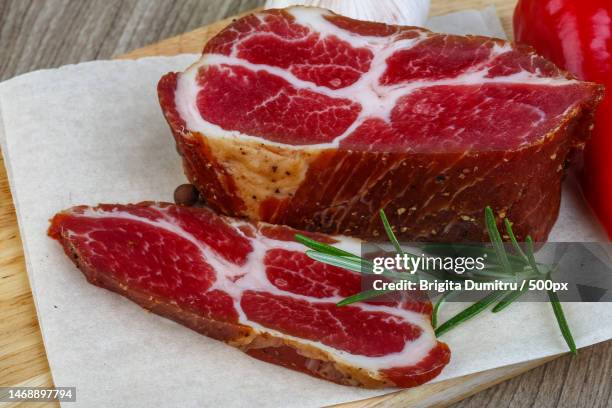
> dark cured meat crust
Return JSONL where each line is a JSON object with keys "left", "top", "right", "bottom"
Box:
{"left": 158, "top": 71, "right": 603, "bottom": 242}
{"left": 158, "top": 74, "right": 247, "bottom": 215}
{"left": 49, "top": 208, "right": 450, "bottom": 388}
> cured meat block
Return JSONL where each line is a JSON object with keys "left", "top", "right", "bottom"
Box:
{"left": 49, "top": 202, "right": 450, "bottom": 388}
{"left": 158, "top": 6, "right": 603, "bottom": 242}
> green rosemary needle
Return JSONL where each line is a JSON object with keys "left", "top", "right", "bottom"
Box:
{"left": 295, "top": 207, "right": 578, "bottom": 355}
{"left": 435, "top": 291, "right": 506, "bottom": 337}
{"left": 295, "top": 234, "right": 359, "bottom": 258}
{"left": 337, "top": 289, "right": 390, "bottom": 307}
{"left": 379, "top": 208, "right": 404, "bottom": 255}
{"left": 485, "top": 206, "right": 513, "bottom": 275}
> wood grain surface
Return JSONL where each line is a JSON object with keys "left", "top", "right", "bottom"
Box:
{"left": 0, "top": 1, "right": 610, "bottom": 407}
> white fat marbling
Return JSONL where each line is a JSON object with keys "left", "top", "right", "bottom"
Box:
{"left": 175, "top": 7, "right": 579, "bottom": 151}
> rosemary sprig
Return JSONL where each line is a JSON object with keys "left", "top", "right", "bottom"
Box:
{"left": 433, "top": 208, "right": 521, "bottom": 331}
{"left": 295, "top": 234, "right": 359, "bottom": 258}
{"left": 306, "top": 251, "right": 385, "bottom": 276}
{"left": 525, "top": 236, "right": 539, "bottom": 272}
{"left": 295, "top": 207, "right": 578, "bottom": 355}
{"left": 492, "top": 283, "right": 531, "bottom": 313}
{"left": 504, "top": 218, "right": 528, "bottom": 261}
{"left": 305, "top": 250, "right": 411, "bottom": 283}
{"left": 432, "top": 291, "right": 454, "bottom": 328}
{"left": 548, "top": 288, "right": 577, "bottom": 355}
{"left": 305, "top": 251, "right": 365, "bottom": 273}
{"left": 435, "top": 291, "right": 506, "bottom": 336}
{"left": 379, "top": 209, "right": 404, "bottom": 255}
{"left": 524, "top": 237, "right": 576, "bottom": 354}
{"left": 337, "top": 289, "right": 390, "bottom": 307}
{"left": 490, "top": 233, "right": 544, "bottom": 312}
{"left": 485, "top": 206, "right": 513, "bottom": 275}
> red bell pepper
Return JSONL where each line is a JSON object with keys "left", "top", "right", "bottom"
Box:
{"left": 514, "top": 0, "right": 612, "bottom": 238}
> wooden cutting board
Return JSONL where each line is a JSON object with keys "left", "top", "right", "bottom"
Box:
{"left": 0, "top": 1, "right": 563, "bottom": 407}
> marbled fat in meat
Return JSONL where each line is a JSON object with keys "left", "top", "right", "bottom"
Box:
{"left": 159, "top": 7, "right": 603, "bottom": 241}
{"left": 49, "top": 202, "right": 450, "bottom": 388}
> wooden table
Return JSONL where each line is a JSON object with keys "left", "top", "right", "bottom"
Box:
{"left": 0, "top": 1, "right": 610, "bottom": 407}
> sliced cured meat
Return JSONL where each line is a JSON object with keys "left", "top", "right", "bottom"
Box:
{"left": 49, "top": 202, "right": 450, "bottom": 388}
{"left": 158, "top": 6, "right": 604, "bottom": 242}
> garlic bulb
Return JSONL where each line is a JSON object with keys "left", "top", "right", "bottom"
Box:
{"left": 264, "top": 0, "right": 431, "bottom": 27}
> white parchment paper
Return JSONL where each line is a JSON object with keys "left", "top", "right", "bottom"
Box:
{"left": 0, "top": 8, "right": 611, "bottom": 408}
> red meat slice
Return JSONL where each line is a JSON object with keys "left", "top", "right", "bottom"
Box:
{"left": 158, "top": 7, "right": 603, "bottom": 242}
{"left": 49, "top": 202, "right": 450, "bottom": 388}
